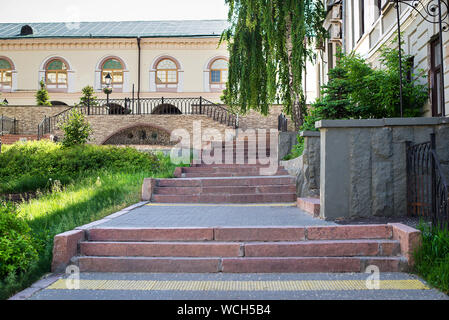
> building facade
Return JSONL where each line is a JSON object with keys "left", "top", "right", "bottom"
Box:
{"left": 316, "top": 0, "right": 449, "bottom": 117}
{"left": 0, "top": 20, "right": 229, "bottom": 105}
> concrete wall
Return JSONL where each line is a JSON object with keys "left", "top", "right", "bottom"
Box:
{"left": 280, "top": 131, "right": 321, "bottom": 198}
{"left": 318, "top": 117, "right": 449, "bottom": 220}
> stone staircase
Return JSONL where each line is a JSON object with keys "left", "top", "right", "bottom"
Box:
{"left": 64, "top": 224, "right": 414, "bottom": 273}
{"left": 144, "top": 133, "right": 298, "bottom": 203}
{"left": 50, "top": 132, "right": 421, "bottom": 274}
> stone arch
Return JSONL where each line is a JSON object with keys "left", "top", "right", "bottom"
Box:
{"left": 0, "top": 56, "right": 17, "bottom": 92}
{"left": 149, "top": 54, "right": 184, "bottom": 93}
{"left": 50, "top": 100, "right": 69, "bottom": 106}
{"left": 100, "top": 123, "right": 175, "bottom": 146}
{"left": 94, "top": 55, "right": 129, "bottom": 92}
{"left": 39, "top": 55, "right": 75, "bottom": 93}
{"left": 152, "top": 103, "right": 182, "bottom": 115}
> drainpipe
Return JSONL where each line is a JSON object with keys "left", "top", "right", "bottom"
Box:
{"left": 136, "top": 37, "right": 141, "bottom": 114}
{"left": 341, "top": 0, "right": 346, "bottom": 53}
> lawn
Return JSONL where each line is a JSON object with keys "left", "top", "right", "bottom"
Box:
{"left": 0, "top": 140, "right": 183, "bottom": 299}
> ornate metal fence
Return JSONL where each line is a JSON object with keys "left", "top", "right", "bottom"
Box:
{"left": 37, "top": 97, "right": 238, "bottom": 139}
{"left": 406, "top": 133, "right": 449, "bottom": 228}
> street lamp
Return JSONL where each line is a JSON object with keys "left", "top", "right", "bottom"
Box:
{"left": 104, "top": 72, "right": 112, "bottom": 106}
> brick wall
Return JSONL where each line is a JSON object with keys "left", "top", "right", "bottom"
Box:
{"left": 238, "top": 105, "right": 296, "bottom": 132}
{"left": 0, "top": 106, "right": 70, "bottom": 134}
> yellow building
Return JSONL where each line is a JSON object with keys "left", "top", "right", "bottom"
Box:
{"left": 0, "top": 20, "right": 230, "bottom": 105}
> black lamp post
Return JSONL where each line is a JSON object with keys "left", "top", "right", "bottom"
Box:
{"left": 104, "top": 72, "right": 112, "bottom": 105}
{"left": 391, "top": 0, "right": 449, "bottom": 117}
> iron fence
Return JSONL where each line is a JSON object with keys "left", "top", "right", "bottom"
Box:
{"left": 406, "top": 133, "right": 449, "bottom": 228}
{"left": 278, "top": 114, "right": 288, "bottom": 132}
{"left": 1, "top": 115, "right": 18, "bottom": 135}
{"left": 37, "top": 97, "right": 238, "bottom": 138}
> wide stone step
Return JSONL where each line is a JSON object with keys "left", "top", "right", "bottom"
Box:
{"left": 182, "top": 165, "right": 286, "bottom": 172}
{"left": 87, "top": 225, "right": 393, "bottom": 242}
{"left": 151, "top": 193, "right": 297, "bottom": 203}
{"left": 74, "top": 256, "right": 406, "bottom": 273}
{"left": 154, "top": 185, "right": 296, "bottom": 195}
{"left": 80, "top": 239, "right": 399, "bottom": 258}
{"left": 156, "top": 176, "right": 296, "bottom": 187}
{"left": 80, "top": 241, "right": 243, "bottom": 257}
{"left": 180, "top": 170, "right": 290, "bottom": 178}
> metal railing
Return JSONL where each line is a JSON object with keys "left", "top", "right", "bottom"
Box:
{"left": 406, "top": 133, "right": 449, "bottom": 229}
{"left": 1, "top": 115, "right": 18, "bottom": 135}
{"left": 36, "top": 97, "right": 238, "bottom": 138}
{"left": 278, "top": 113, "right": 288, "bottom": 132}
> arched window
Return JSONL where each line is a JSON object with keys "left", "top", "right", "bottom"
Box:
{"left": 210, "top": 58, "right": 228, "bottom": 84}
{"left": 156, "top": 59, "right": 178, "bottom": 84}
{"left": 45, "top": 59, "right": 68, "bottom": 88}
{"left": 0, "top": 58, "right": 12, "bottom": 89}
{"left": 101, "top": 58, "right": 124, "bottom": 85}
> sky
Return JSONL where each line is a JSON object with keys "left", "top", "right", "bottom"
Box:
{"left": 1, "top": 0, "right": 229, "bottom": 23}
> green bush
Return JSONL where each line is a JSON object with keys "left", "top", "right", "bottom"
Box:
{"left": 304, "top": 44, "right": 428, "bottom": 128}
{"left": 0, "top": 202, "right": 38, "bottom": 278}
{"left": 35, "top": 80, "right": 52, "bottom": 106}
{"left": 414, "top": 224, "right": 449, "bottom": 294}
{"left": 0, "top": 140, "right": 163, "bottom": 194}
{"left": 78, "top": 85, "right": 98, "bottom": 106}
{"left": 61, "top": 108, "right": 93, "bottom": 147}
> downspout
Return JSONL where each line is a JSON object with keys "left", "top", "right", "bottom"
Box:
{"left": 341, "top": 0, "right": 346, "bottom": 53}
{"left": 136, "top": 37, "right": 141, "bottom": 113}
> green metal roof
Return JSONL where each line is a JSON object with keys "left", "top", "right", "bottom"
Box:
{"left": 0, "top": 20, "right": 229, "bottom": 39}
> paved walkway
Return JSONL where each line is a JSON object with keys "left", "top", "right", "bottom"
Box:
{"left": 91, "top": 203, "right": 335, "bottom": 228}
{"left": 26, "top": 272, "right": 448, "bottom": 300}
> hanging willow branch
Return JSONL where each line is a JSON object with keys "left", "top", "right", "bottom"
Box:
{"left": 221, "top": 0, "right": 327, "bottom": 130}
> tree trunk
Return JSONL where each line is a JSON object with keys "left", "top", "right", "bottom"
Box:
{"left": 285, "top": 14, "right": 304, "bottom": 131}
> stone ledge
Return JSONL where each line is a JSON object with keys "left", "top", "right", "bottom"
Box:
{"left": 297, "top": 197, "right": 320, "bottom": 217}
{"left": 316, "top": 117, "right": 449, "bottom": 129}
{"left": 388, "top": 223, "right": 422, "bottom": 267}
{"left": 300, "top": 130, "right": 320, "bottom": 137}
{"left": 51, "top": 229, "right": 85, "bottom": 273}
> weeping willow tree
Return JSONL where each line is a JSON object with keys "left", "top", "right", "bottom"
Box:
{"left": 221, "top": 0, "right": 327, "bottom": 130}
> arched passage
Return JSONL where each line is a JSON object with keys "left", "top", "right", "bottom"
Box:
{"left": 101, "top": 123, "right": 175, "bottom": 146}
{"left": 151, "top": 103, "right": 182, "bottom": 115}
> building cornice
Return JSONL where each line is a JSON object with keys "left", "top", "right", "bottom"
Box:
{"left": 0, "top": 37, "right": 225, "bottom": 51}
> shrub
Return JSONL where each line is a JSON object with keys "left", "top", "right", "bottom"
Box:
{"left": 78, "top": 85, "right": 98, "bottom": 106}
{"left": 35, "top": 80, "right": 52, "bottom": 106}
{"left": 0, "top": 141, "right": 165, "bottom": 193}
{"left": 60, "top": 108, "right": 93, "bottom": 147}
{"left": 414, "top": 224, "right": 449, "bottom": 294}
{"left": 305, "top": 44, "right": 428, "bottom": 127}
{"left": 0, "top": 202, "right": 38, "bottom": 278}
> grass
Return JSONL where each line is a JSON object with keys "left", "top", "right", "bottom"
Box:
{"left": 0, "top": 141, "right": 184, "bottom": 299}
{"left": 414, "top": 223, "right": 449, "bottom": 295}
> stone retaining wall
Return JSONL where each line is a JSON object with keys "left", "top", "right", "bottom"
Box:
{"left": 318, "top": 118, "right": 449, "bottom": 220}
{"left": 280, "top": 131, "right": 321, "bottom": 198}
